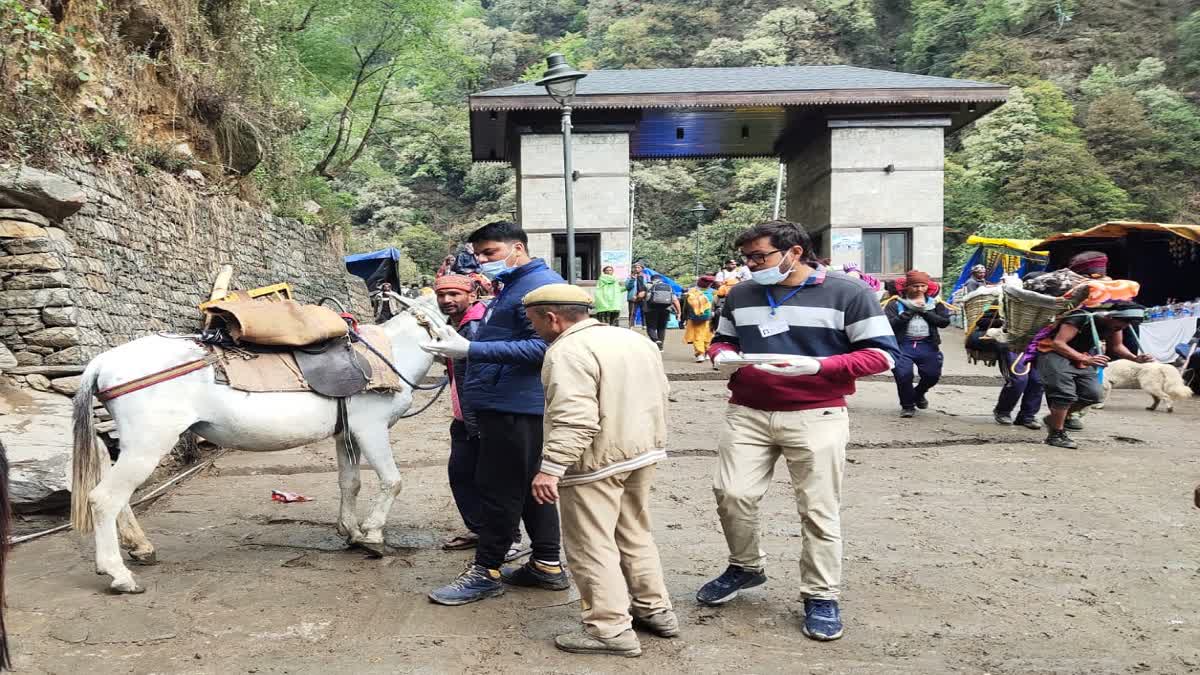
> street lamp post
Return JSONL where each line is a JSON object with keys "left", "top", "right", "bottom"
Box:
{"left": 536, "top": 54, "right": 587, "bottom": 284}
{"left": 690, "top": 202, "right": 708, "bottom": 280}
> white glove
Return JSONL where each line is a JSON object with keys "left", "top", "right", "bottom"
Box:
{"left": 754, "top": 356, "right": 821, "bottom": 377}
{"left": 420, "top": 325, "right": 471, "bottom": 360}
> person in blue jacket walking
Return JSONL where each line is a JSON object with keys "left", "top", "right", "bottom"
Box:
{"left": 422, "top": 220, "right": 569, "bottom": 605}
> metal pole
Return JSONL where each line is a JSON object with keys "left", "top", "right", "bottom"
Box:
{"left": 628, "top": 182, "right": 635, "bottom": 272}
{"left": 561, "top": 105, "right": 577, "bottom": 284}
{"left": 772, "top": 160, "right": 785, "bottom": 220}
{"left": 694, "top": 224, "right": 701, "bottom": 279}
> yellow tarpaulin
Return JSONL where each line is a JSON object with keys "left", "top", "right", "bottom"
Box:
{"left": 964, "top": 236, "right": 1048, "bottom": 254}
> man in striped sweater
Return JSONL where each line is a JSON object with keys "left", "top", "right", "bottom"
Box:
{"left": 698, "top": 220, "right": 900, "bottom": 642}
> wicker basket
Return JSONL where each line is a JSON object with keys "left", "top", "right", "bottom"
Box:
{"left": 963, "top": 292, "right": 1000, "bottom": 336}
{"left": 1001, "top": 285, "right": 1077, "bottom": 352}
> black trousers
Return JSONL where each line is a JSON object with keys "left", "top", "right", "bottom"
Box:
{"left": 474, "top": 412, "right": 561, "bottom": 570}
{"left": 448, "top": 420, "right": 520, "bottom": 544}
{"left": 644, "top": 307, "right": 669, "bottom": 345}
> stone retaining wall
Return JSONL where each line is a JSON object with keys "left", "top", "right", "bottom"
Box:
{"left": 0, "top": 161, "right": 368, "bottom": 386}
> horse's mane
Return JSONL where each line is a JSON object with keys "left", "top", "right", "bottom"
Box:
{"left": 0, "top": 438, "right": 11, "bottom": 670}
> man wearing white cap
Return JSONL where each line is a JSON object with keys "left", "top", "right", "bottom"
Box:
{"left": 523, "top": 283, "right": 677, "bottom": 658}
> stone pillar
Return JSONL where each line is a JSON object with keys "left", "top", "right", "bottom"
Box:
{"left": 516, "top": 133, "right": 631, "bottom": 282}
{"left": 786, "top": 118, "right": 948, "bottom": 278}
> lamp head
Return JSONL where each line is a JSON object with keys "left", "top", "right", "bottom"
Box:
{"left": 536, "top": 53, "right": 586, "bottom": 105}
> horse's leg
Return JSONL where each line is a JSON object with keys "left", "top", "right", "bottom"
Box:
{"left": 91, "top": 424, "right": 180, "bottom": 594}
{"left": 117, "top": 506, "right": 157, "bottom": 565}
{"left": 355, "top": 422, "right": 402, "bottom": 553}
{"left": 335, "top": 433, "right": 364, "bottom": 544}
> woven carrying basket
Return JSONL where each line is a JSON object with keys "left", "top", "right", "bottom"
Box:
{"left": 963, "top": 292, "right": 1002, "bottom": 366}
{"left": 1001, "top": 285, "right": 1076, "bottom": 352}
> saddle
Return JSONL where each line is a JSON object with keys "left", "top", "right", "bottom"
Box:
{"left": 204, "top": 322, "right": 402, "bottom": 398}
{"left": 293, "top": 337, "right": 372, "bottom": 398}
{"left": 204, "top": 299, "right": 349, "bottom": 347}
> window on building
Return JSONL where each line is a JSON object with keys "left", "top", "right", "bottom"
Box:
{"left": 552, "top": 233, "right": 602, "bottom": 281}
{"left": 862, "top": 229, "right": 911, "bottom": 276}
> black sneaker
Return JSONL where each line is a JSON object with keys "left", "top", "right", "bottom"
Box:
{"left": 695, "top": 565, "right": 767, "bottom": 606}
{"left": 915, "top": 395, "right": 929, "bottom": 409}
{"left": 994, "top": 412, "right": 1014, "bottom": 425}
{"left": 501, "top": 560, "right": 570, "bottom": 591}
{"left": 900, "top": 408, "right": 916, "bottom": 418}
{"left": 1016, "top": 417, "right": 1043, "bottom": 430}
{"left": 1045, "top": 431, "right": 1078, "bottom": 449}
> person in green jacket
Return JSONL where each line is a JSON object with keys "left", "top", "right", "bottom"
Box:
{"left": 593, "top": 266, "right": 624, "bottom": 326}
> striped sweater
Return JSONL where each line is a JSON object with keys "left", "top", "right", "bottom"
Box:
{"left": 707, "top": 266, "right": 900, "bottom": 411}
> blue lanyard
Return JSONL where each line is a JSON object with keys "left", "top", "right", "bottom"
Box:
{"left": 765, "top": 286, "right": 804, "bottom": 316}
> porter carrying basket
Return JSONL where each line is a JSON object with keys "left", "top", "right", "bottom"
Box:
{"left": 963, "top": 292, "right": 1001, "bottom": 366}
{"left": 1000, "top": 285, "right": 1079, "bottom": 353}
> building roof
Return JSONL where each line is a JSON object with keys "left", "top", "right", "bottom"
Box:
{"left": 470, "top": 65, "right": 1007, "bottom": 111}
{"left": 468, "top": 64, "right": 1008, "bottom": 162}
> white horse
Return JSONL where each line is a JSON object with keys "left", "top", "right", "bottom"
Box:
{"left": 71, "top": 298, "right": 443, "bottom": 594}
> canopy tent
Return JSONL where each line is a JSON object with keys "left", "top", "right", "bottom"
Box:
{"left": 345, "top": 248, "right": 403, "bottom": 292}
{"left": 1033, "top": 221, "right": 1200, "bottom": 306}
{"left": 950, "top": 236, "right": 1048, "bottom": 297}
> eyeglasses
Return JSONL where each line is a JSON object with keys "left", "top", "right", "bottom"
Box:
{"left": 739, "top": 249, "right": 784, "bottom": 265}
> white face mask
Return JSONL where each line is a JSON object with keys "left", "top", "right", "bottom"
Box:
{"left": 750, "top": 252, "right": 794, "bottom": 286}
{"left": 479, "top": 246, "right": 518, "bottom": 280}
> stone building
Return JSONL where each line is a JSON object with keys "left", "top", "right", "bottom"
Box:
{"left": 469, "top": 65, "right": 1007, "bottom": 282}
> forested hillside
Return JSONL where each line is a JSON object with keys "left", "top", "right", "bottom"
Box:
{"left": 3, "top": 0, "right": 1199, "bottom": 280}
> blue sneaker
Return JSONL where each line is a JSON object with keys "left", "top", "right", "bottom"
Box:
{"left": 801, "top": 598, "right": 844, "bottom": 641}
{"left": 428, "top": 563, "right": 504, "bottom": 606}
{"left": 695, "top": 564, "right": 767, "bottom": 606}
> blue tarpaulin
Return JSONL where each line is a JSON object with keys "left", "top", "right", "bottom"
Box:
{"left": 345, "top": 248, "right": 403, "bottom": 291}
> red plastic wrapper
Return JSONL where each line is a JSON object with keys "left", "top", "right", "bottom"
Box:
{"left": 271, "top": 489, "right": 313, "bottom": 503}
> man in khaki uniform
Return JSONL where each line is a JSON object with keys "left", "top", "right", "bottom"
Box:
{"left": 522, "top": 284, "right": 677, "bottom": 658}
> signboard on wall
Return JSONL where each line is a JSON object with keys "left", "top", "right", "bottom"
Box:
{"left": 601, "top": 250, "right": 631, "bottom": 280}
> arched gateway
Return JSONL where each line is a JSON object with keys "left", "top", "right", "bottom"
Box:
{"left": 469, "top": 64, "right": 1006, "bottom": 282}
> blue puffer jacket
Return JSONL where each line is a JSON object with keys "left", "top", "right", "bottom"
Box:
{"left": 463, "top": 258, "right": 564, "bottom": 416}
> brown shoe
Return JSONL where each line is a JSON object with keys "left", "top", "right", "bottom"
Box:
{"left": 554, "top": 629, "right": 642, "bottom": 657}
{"left": 633, "top": 610, "right": 680, "bottom": 638}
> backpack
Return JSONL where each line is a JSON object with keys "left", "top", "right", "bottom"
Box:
{"left": 687, "top": 289, "right": 712, "bottom": 321}
{"left": 648, "top": 282, "right": 674, "bottom": 307}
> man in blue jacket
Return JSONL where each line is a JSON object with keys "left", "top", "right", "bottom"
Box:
{"left": 423, "top": 220, "right": 568, "bottom": 605}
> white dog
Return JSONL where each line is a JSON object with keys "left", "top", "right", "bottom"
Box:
{"left": 1101, "top": 359, "right": 1194, "bottom": 413}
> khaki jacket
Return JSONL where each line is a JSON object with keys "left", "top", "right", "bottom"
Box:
{"left": 539, "top": 319, "right": 669, "bottom": 486}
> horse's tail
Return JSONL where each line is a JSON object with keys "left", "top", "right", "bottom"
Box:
{"left": 71, "top": 356, "right": 107, "bottom": 534}
{"left": 0, "top": 437, "right": 13, "bottom": 670}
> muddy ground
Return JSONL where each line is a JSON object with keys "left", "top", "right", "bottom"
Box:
{"left": 6, "top": 340, "right": 1200, "bottom": 674}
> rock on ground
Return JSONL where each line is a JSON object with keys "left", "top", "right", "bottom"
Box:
{"left": 0, "top": 383, "right": 74, "bottom": 511}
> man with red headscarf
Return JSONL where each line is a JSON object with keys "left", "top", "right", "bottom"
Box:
{"left": 884, "top": 270, "right": 951, "bottom": 417}
{"left": 1067, "top": 250, "right": 1109, "bottom": 279}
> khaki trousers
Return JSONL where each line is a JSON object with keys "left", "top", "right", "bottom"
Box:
{"left": 712, "top": 404, "right": 849, "bottom": 600}
{"left": 559, "top": 465, "right": 672, "bottom": 638}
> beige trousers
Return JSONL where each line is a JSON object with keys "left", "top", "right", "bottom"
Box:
{"left": 559, "top": 465, "right": 673, "bottom": 638}
{"left": 712, "top": 404, "right": 849, "bottom": 600}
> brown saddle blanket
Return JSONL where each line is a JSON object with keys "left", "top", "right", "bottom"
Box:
{"left": 211, "top": 324, "right": 403, "bottom": 394}
{"left": 204, "top": 299, "right": 349, "bottom": 347}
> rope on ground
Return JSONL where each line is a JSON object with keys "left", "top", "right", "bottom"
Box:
{"left": 8, "top": 450, "right": 228, "bottom": 546}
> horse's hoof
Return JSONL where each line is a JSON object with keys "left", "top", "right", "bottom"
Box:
{"left": 109, "top": 580, "right": 145, "bottom": 595}
{"left": 352, "top": 541, "right": 390, "bottom": 559}
{"left": 129, "top": 550, "right": 158, "bottom": 566}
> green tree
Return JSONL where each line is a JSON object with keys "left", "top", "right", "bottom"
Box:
{"left": 1085, "top": 90, "right": 1175, "bottom": 220}
{"left": 1002, "top": 134, "right": 1131, "bottom": 231}
{"left": 598, "top": 6, "right": 719, "bottom": 68}
{"left": 396, "top": 222, "right": 450, "bottom": 275}
{"left": 1181, "top": 10, "right": 1200, "bottom": 74}
{"left": 955, "top": 36, "right": 1040, "bottom": 82}
{"left": 959, "top": 87, "right": 1039, "bottom": 186}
